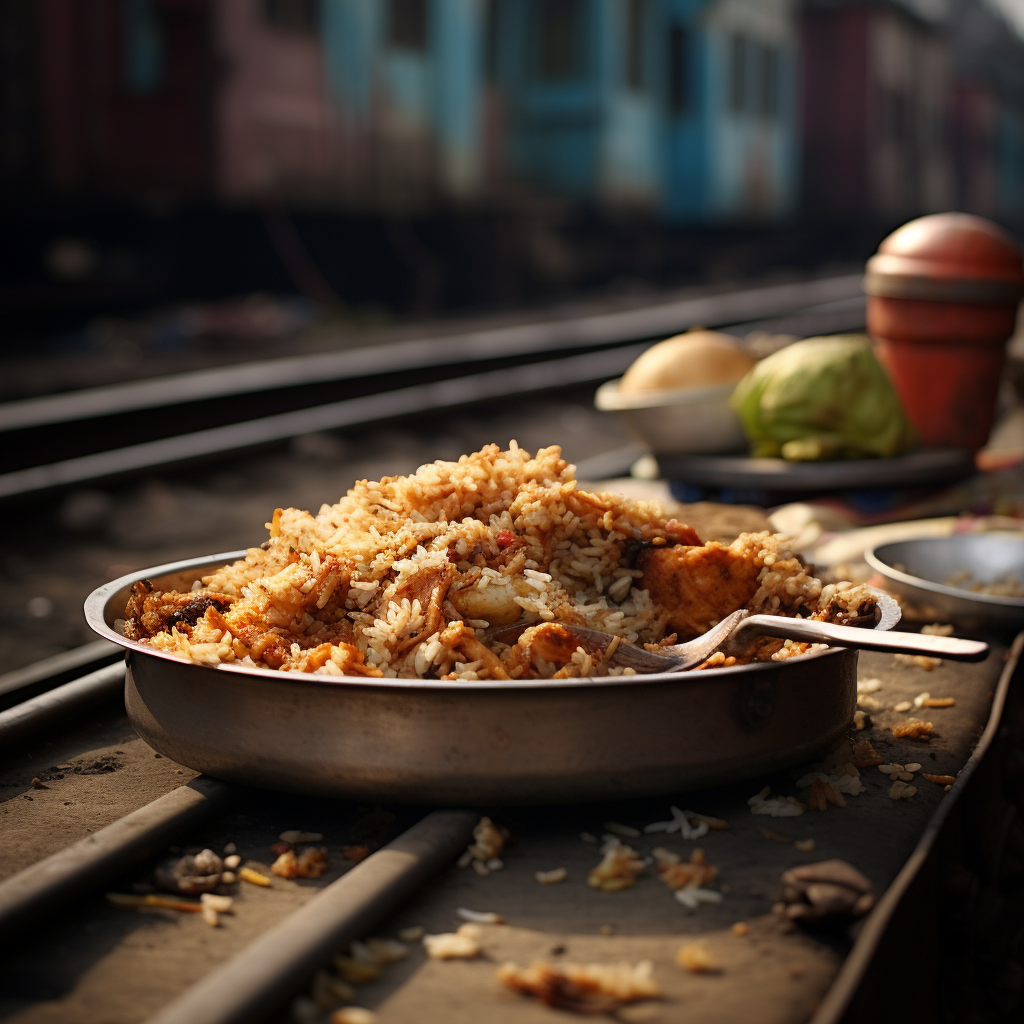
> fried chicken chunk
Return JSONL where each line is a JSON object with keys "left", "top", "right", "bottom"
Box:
{"left": 638, "top": 541, "right": 762, "bottom": 637}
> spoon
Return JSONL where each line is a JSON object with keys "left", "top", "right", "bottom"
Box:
{"left": 490, "top": 597, "right": 988, "bottom": 674}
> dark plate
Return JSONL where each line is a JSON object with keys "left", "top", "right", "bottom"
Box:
{"left": 656, "top": 448, "right": 975, "bottom": 492}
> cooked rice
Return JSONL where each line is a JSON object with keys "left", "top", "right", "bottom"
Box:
{"left": 122, "top": 443, "right": 874, "bottom": 680}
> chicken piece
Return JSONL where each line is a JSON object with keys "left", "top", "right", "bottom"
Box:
{"left": 638, "top": 541, "right": 762, "bottom": 637}
{"left": 448, "top": 574, "right": 536, "bottom": 628}
{"left": 438, "top": 621, "right": 511, "bottom": 679}
{"left": 393, "top": 563, "right": 455, "bottom": 654}
{"left": 517, "top": 622, "right": 607, "bottom": 664}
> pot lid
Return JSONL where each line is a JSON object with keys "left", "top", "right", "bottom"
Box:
{"left": 864, "top": 213, "right": 1024, "bottom": 303}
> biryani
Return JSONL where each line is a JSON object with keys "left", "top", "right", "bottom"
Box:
{"left": 122, "top": 443, "right": 875, "bottom": 680}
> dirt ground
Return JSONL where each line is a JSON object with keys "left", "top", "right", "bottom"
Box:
{"left": 0, "top": 646, "right": 1010, "bottom": 1024}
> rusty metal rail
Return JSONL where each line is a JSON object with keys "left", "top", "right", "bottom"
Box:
{"left": 0, "top": 277, "right": 866, "bottom": 500}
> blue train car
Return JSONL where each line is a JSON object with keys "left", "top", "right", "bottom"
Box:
{"left": 498, "top": 0, "right": 799, "bottom": 223}
{"left": 319, "top": 0, "right": 489, "bottom": 204}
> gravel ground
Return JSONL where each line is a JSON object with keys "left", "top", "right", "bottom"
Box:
{"left": 0, "top": 392, "right": 635, "bottom": 674}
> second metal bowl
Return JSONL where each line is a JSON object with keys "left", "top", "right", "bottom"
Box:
{"left": 866, "top": 534, "right": 1024, "bottom": 633}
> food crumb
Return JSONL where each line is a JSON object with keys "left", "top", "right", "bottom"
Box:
{"left": 239, "top": 867, "right": 272, "bottom": 887}
{"left": 853, "top": 709, "right": 869, "bottom": 731}
{"left": 330, "top": 1009, "right": 377, "bottom": 1024}
{"left": 200, "top": 893, "right": 234, "bottom": 913}
{"left": 892, "top": 700, "right": 913, "bottom": 712}
{"left": 272, "top": 847, "right": 330, "bottom": 879}
{"left": 892, "top": 718, "right": 933, "bottom": 740}
{"left": 921, "top": 697, "right": 955, "bottom": 708}
{"left": 30, "top": 777, "right": 48, "bottom": 789}
{"left": 922, "top": 773, "right": 957, "bottom": 786}
{"left": 456, "top": 908, "right": 504, "bottom": 924}
{"left": 889, "top": 780, "right": 917, "bottom": 800}
{"left": 807, "top": 778, "right": 845, "bottom": 812}
{"left": 894, "top": 654, "right": 941, "bottom": 671}
{"left": 497, "top": 960, "right": 660, "bottom": 1012}
{"left": 731, "top": 922, "right": 749, "bottom": 937}
{"left": 794, "top": 839, "right": 815, "bottom": 852}
{"left": 651, "top": 847, "right": 717, "bottom": 891}
{"left": 535, "top": 868, "right": 568, "bottom": 884}
{"left": 588, "top": 837, "right": 645, "bottom": 891}
{"left": 676, "top": 942, "right": 719, "bottom": 974}
{"left": 201, "top": 904, "right": 219, "bottom": 927}
{"left": 851, "top": 740, "right": 884, "bottom": 768}
{"left": 398, "top": 925, "right": 425, "bottom": 943}
{"left": 423, "top": 928, "right": 481, "bottom": 960}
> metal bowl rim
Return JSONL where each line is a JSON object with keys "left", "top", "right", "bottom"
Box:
{"left": 866, "top": 536, "right": 1024, "bottom": 610}
{"left": 86, "top": 550, "right": 891, "bottom": 692}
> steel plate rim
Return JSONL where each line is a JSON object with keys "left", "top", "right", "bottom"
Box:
{"left": 88, "top": 550, "right": 893, "bottom": 692}
{"left": 866, "top": 538, "right": 1024, "bottom": 610}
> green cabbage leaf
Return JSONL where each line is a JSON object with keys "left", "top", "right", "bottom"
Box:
{"left": 729, "top": 335, "right": 915, "bottom": 460}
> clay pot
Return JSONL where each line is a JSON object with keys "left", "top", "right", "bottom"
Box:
{"left": 864, "top": 213, "right": 1024, "bottom": 451}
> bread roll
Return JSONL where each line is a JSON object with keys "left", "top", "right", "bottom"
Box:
{"left": 619, "top": 330, "right": 757, "bottom": 394}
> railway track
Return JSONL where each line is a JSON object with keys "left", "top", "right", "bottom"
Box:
{"left": 0, "top": 275, "right": 866, "bottom": 500}
{"left": 1, "top": 635, "right": 1022, "bottom": 1024}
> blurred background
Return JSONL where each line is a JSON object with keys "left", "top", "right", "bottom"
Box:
{"left": 3, "top": 0, "right": 1024, "bottom": 671}
{"left": 2, "top": 0, "right": 1023, "bottom": 349}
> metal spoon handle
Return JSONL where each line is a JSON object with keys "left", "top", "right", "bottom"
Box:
{"left": 739, "top": 615, "right": 989, "bottom": 662}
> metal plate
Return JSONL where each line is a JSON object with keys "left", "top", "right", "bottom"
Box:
{"left": 657, "top": 448, "right": 975, "bottom": 492}
{"left": 867, "top": 534, "right": 1024, "bottom": 634}
{"left": 86, "top": 553, "right": 882, "bottom": 805}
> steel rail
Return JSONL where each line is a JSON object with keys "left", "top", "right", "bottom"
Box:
{"left": 0, "top": 344, "right": 649, "bottom": 499}
{"left": 0, "top": 639, "right": 119, "bottom": 703}
{"left": 0, "top": 777, "right": 239, "bottom": 941}
{"left": 145, "top": 809, "right": 478, "bottom": 1024}
{"left": 0, "top": 275, "right": 863, "bottom": 433}
{"left": 0, "top": 661, "right": 126, "bottom": 754}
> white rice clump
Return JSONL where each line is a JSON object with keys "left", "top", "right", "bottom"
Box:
{"left": 124, "top": 443, "right": 873, "bottom": 680}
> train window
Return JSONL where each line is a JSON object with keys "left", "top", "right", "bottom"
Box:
{"left": 262, "top": 0, "right": 320, "bottom": 33}
{"left": 760, "top": 45, "right": 778, "bottom": 118}
{"left": 668, "top": 25, "right": 688, "bottom": 116}
{"left": 123, "top": 0, "right": 164, "bottom": 94}
{"left": 625, "top": 0, "right": 645, "bottom": 91}
{"left": 536, "top": 0, "right": 586, "bottom": 81}
{"left": 729, "top": 34, "right": 747, "bottom": 114}
{"left": 389, "top": 0, "right": 429, "bottom": 51}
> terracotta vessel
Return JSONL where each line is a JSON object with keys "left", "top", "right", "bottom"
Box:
{"left": 864, "top": 213, "right": 1024, "bottom": 451}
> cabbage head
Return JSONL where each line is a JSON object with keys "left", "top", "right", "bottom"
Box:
{"left": 729, "top": 335, "right": 914, "bottom": 460}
